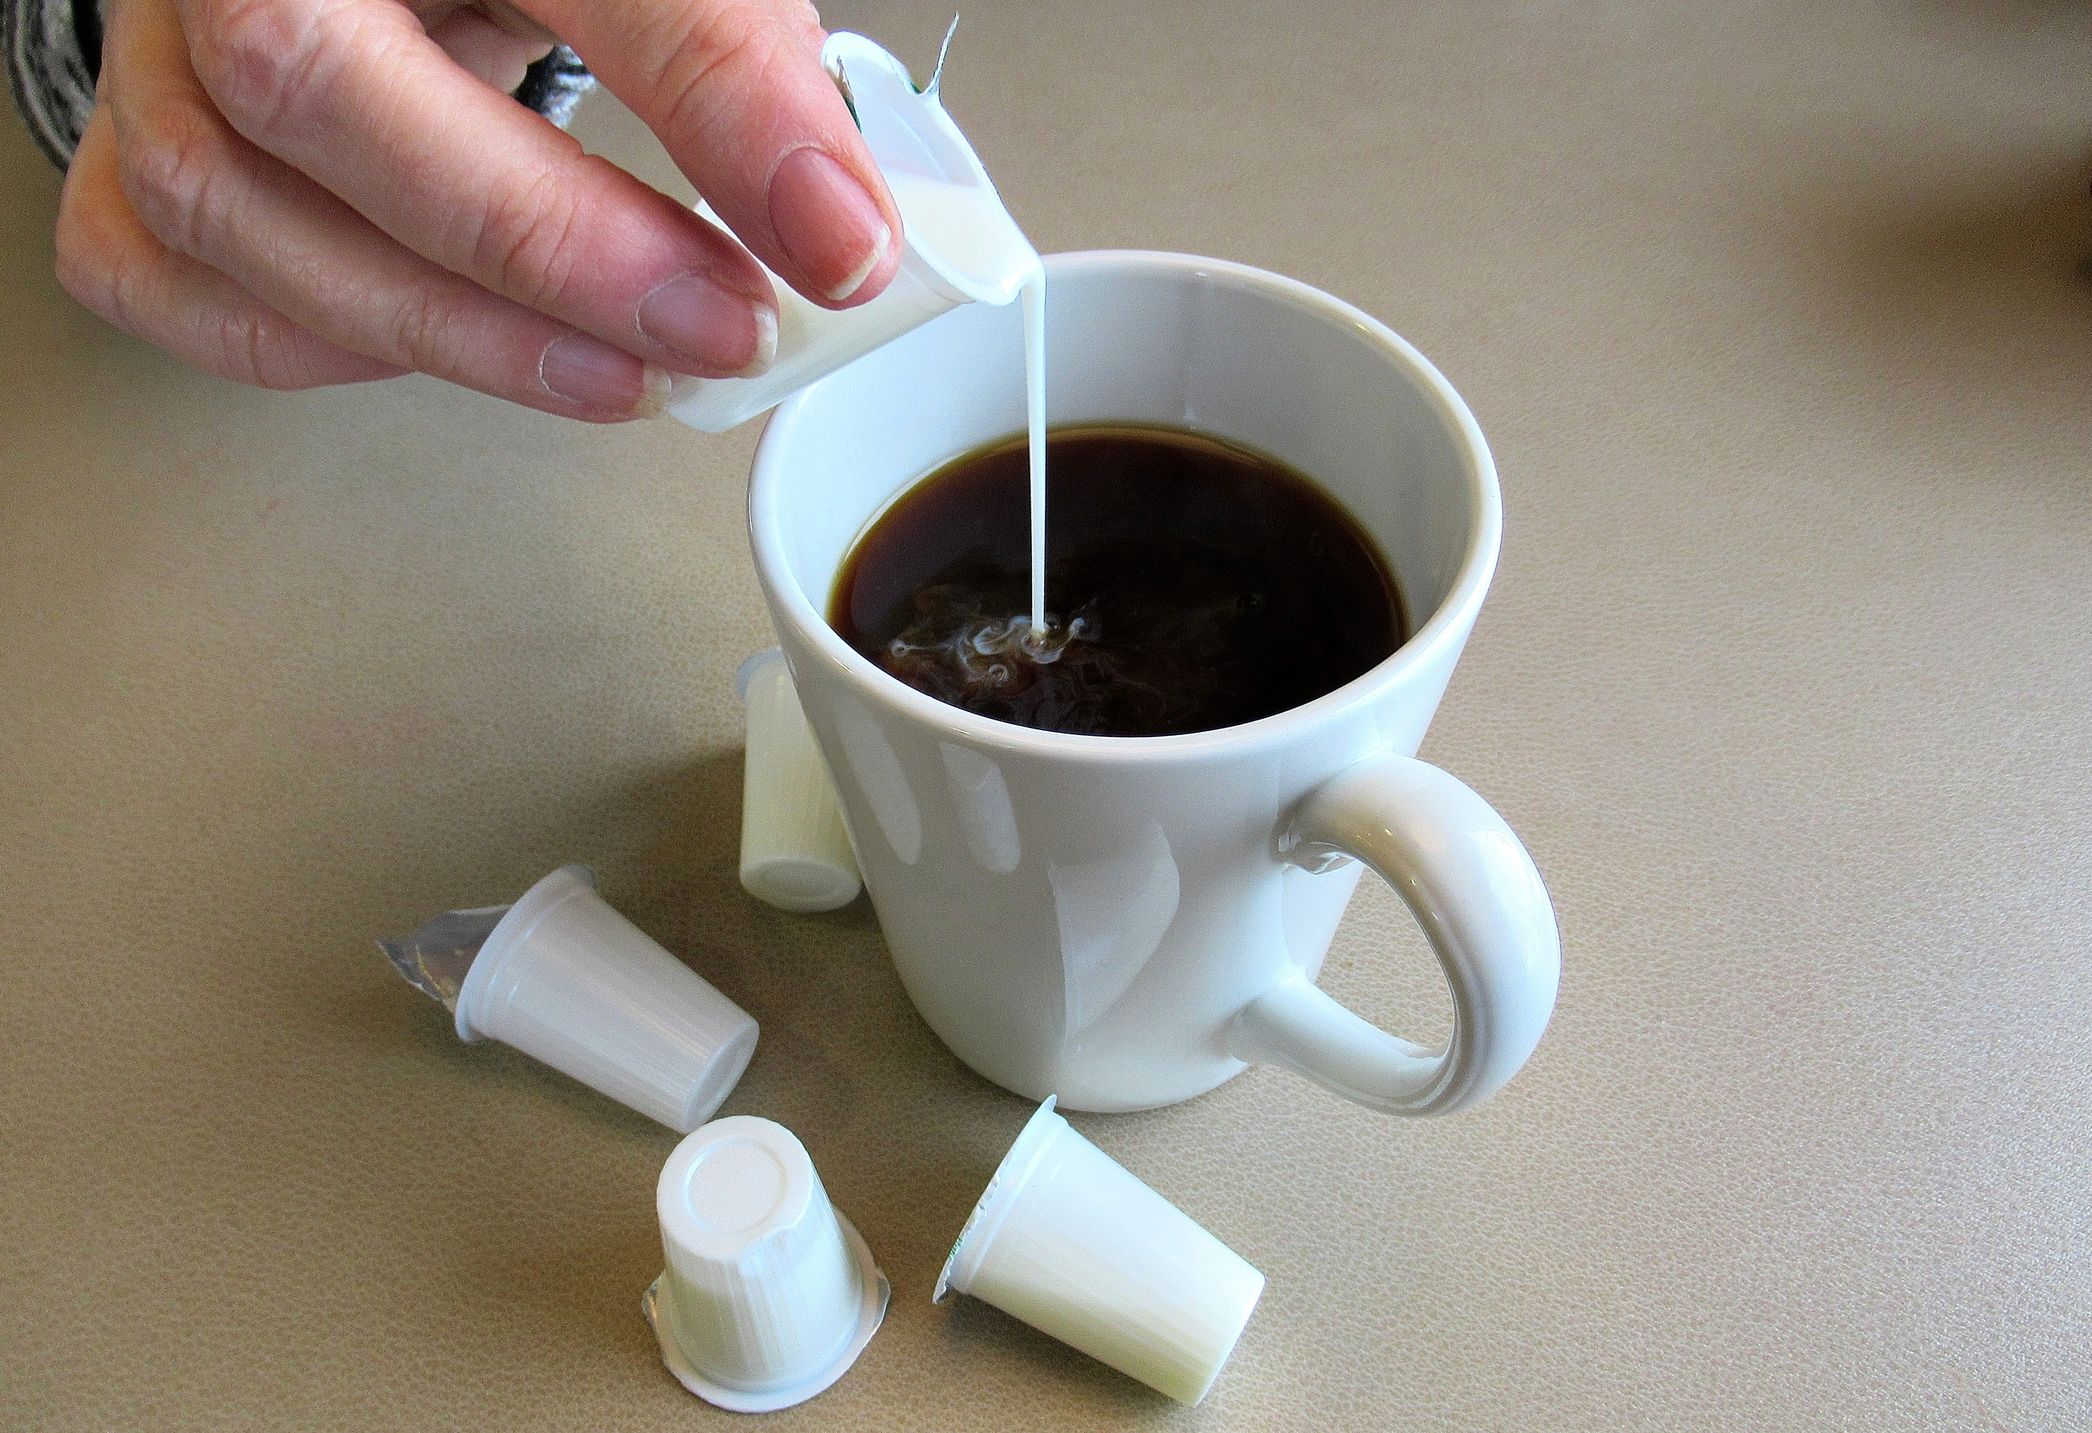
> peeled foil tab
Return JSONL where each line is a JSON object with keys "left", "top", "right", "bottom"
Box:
{"left": 372, "top": 866, "right": 761, "bottom": 1132}
{"left": 376, "top": 902, "right": 509, "bottom": 1015}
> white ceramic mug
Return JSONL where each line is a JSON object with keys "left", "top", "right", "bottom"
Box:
{"left": 748, "top": 251, "right": 1560, "bottom": 1115}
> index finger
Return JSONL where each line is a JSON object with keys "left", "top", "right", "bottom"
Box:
{"left": 179, "top": 0, "right": 779, "bottom": 376}
{"left": 512, "top": 0, "right": 902, "bottom": 307}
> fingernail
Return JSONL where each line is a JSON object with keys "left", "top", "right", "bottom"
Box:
{"left": 768, "top": 147, "right": 892, "bottom": 303}
{"left": 539, "top": 334, "right": 670, "bottom": 418}
{"left": 637, "top": 271, "right": 775, "bottom": 375}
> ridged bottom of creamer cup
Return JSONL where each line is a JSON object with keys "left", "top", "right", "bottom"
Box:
{"left": 642, "top": 1210, "right": 889, "bottom": 1413}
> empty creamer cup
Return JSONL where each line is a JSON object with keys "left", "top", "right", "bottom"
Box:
{"left": 644, "top": 1116, "right": 890, "bottom": 1411}
{"left": 738, "top": 650, "right": 861, "bottom": 913}
{"left": 454, "top": 865, "right": 758, "bottom": 1132}
{"left": 935, "top": 1097, "right": 1265, "bottom": 1405}
{"left": 665, "top": 29, "right": 1040, "bottom": 432}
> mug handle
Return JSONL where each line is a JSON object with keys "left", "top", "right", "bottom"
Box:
{"left": 1226, "top": 755, "right": 1561, "bottom": 1115}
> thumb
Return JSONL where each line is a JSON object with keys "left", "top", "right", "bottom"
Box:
{"left": 522, "top": 0, "right": 900, "bottom": 307}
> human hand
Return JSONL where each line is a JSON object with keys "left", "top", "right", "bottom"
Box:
{"left": 53, "top": 0, "right": 900, "bottom": 419}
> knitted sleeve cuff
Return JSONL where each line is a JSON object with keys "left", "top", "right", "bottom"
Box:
{"left": 4, "top": 0, "right": 597, "bottom": 168}
{"left": 4, "top": 0, "right": 93, "bottom": 166}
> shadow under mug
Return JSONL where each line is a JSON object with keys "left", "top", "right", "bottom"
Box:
{"left": 749, "top": 251, "right": 1560, "bottom": 1115}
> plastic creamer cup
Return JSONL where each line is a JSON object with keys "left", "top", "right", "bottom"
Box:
{"left": 454, "top": 866, "right": 758, "bottom": 1132}
{"left": 665, "top": 29, "right": 1040, "bottom": 432}
{"left": 935, "top": 1097, "right": 1265, "bottom": 1405}
{"left": 738, "top": 650, "right": 861, "bottom": 913}
{"left": 645, "top": 1116, "right": 889, "bottom": 1411}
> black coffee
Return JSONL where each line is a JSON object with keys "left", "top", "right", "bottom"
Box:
{"left": 830, "top": 425, "right": 1407, "bottom": 737}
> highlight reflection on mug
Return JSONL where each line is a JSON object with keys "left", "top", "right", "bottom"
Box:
{"left": 1048, "top": 823, "right": 1181, "bottom": 1040}
{"left": 938, "top": 742, "right": 1022, "bottom": 874}
{"left": 831, "top": 697, "right": 923, "bottom": 865}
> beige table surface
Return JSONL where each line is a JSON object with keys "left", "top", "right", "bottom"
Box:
{"left": 5, "top": 2, "right": 2090, "bottom": 1428}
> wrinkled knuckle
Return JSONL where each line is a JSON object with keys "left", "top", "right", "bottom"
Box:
{"left": 115, "top": 100, "right": 228, "bottom": 254}
{"left": 469, "top": 165, "right": 585, "bottom": 311}
{"left": 188, "top": 0, "right": 328, "bottom": 138}
{"left": 200, "top": 303, "right": 333, "bottom": 390}
{"left": 234, "top": 314, "right": 330, "bottom": 390}
{"left": 387, "top": 287, "right": 471, "bottom": 378}
{"left": 784, "top": 1, "right": 824, "bottom": 48}
{"left": 207, "top": 306, "right": 279, "bottom": 387}
{"left": 654, "top": 9, "right": 790, "bottom": 152}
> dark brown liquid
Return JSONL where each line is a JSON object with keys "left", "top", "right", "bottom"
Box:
{"left": 830, "top": 425, "right": 1407, "bottom": 737}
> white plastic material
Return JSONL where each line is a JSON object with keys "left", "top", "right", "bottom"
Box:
{"left": 455, "top": 866, "right": 757, "bottom": 1132}
{"left": 644, "top": 1116, "right": 889, "bottom": 1412}
{"left": 748, "top": 252, "right": 1561, "bottom": 1116}
{"left": 738, "top": 650, "right": 862, "bottom": 912}
{"left": 665, "top": 31, "right": 1040, "bottom": 432}
{"left": 935, "top": 1097, "right": 1264, "bottom": 1405}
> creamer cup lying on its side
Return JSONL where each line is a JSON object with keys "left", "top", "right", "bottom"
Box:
{"left": 377, "top": 865, "right": 757, "bottom": 1132}
{"left": 936, "top": 1097, "right": 1265, "bottom": 1404}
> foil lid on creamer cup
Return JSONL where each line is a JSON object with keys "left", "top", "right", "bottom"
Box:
{"left": 377, "top": 865, "right": 758, "bottom": 1132}
{"left": 666, "top": 23, "right": 1042, "bottom": 431}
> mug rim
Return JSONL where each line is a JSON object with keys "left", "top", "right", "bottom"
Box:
{"left": 748, "top": 249, "right": 1502, "bottom": 761}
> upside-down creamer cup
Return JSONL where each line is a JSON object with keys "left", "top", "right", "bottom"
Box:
{"left": 645, "top": 1117, "right": 889, "bottom": 1411}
